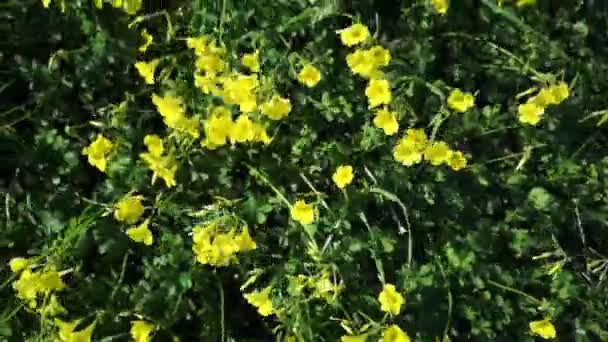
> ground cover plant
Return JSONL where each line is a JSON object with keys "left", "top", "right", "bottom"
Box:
{"left": 2, "top": 0, "right": 608, "bottom": 341}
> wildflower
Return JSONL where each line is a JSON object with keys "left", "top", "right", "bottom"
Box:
{"left": 298, "top": 64, "right": 321, "bottom": 88}
{"left": 194, "top": 73, "right": 221, "bottom": 95}
{"left": 14, "top": 269, "right": 66, "bottom": 305}
{"left": 530, "top": 87, "right": 557, "bottom": 108}
{"left": 529, "top": 319, "right": 556, "bottom": 339}
{"left": 404, "top": 128, "right": 429, "bottom": 151}
{"left": 186, "top": 36, "right": 208, "bottom": 55}
{"left": 373, "top": 107, "right": 399, "bottom": 135}
{"left": 244, "top": 286, "right": 274, "bottom": 316}
{"left": 140, "top": 148, "right": 178, "bottom": 188}
{"left": 143, "top": 135, "right": 164, "bottom": 157}
{"left": 338, "top": 23, "right": 370, "bottom": 47}
{"left": 252, "top": 121, "right": 272, "bottom": 145}
{"left": 234, "top": 226, "right": 257, "bottom": 251}
{"left": 518, "top": 102, "right": 545, "bottom": 125}
{"left": 131, "top": 320, "right": 155, "bottom": 342}
{"left": 447, "top": 89, "right": 475, "bottom": 113}
{"left": 290, "top": 200, "right": 315, "bottom": 225}
{"left": 222, "top": 74, "right": 259, "bottom": 113}
{"left": 432, "top": 0, "right": 449, "bottom": 15}
{"left": 203, "top": 106, "right": 233, "bottom": 147}
{"left": 9, "top": 257, "right": 30, "bottom": 273}
{"left": 393, "top": 142, "right": 422, "bottom": 166}
{"left": 341, "top": 334, "right": 368, "bottom": 342}
{"left": 242, "top": 50, "right": 260, "bottom": 73}
{"left": 82, "top": 134, "right": 114, "bottom": 172}
{"left": 550, "top": 81, "right": 569, "bottom": 103}
{"left": 332, "top": 165, "right": 354, "bottom": 189}
{"left": 378, "top": 284, "right": 404, "bottom": 316}
{"left": 346, "top": 49, "right": 377, "bottom": 78}
{"left": 195, "top": 51, "right": 225, "bottom": 75}
{"left": 381, "top": 325, "right": 410, "bottom": 342}
{"left": 230, "top": 115, "right": 256, "bottom": 144}
{"left": 260, "top": 95, "right": 292, "bottom": 120}
{"left": 139, "top": 29, "right": 153, "bottom": 53}
{"left": 40, "top": 294, "right": 66, "bottom": 317}
{"left": 134, "top": 59, "right": 160, "bottom": 85}
{"left": 369, "top": 45, "right": 391, "bottom": 67}
{"left": 42, "top": 0, "right": 51, "bottom": 8}
{"left": 365, "top": 79, "right": 392, "bottom": 108}
{"left": 447, "top": 151, "right": 467, "bottom": 171}
{"left": 114, "top": 195, "right": 145, "bottom": 224}
{"left": 424, "top": 141, "right": 451, "bottom": 166}
{"left": 151, "top": 93, "right": 185, "bottom": 127}
{"left": 126, "top": 218, "right": 153, "bottom": 246}
{"left": 55, "top": 319, "right": 95, "bottom": 342}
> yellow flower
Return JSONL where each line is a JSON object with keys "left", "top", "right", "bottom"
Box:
{"left": 139, "top": 29, "right": 153, "bottom": 53}
{"left": 252, "top": 121, "right": 272, "bottom": 145}
{"left": 9, "top": 257, "right": 30, "bottom": 273}
{"left": 341, "top": 334, "right": 368, "bottom": 342}
{"left": 447, "top": 151, "right": 467, "bottom": 171}
{"left": 195, "top": 52, "right": 225, "bottom": 75}
{"left": 332, "top": 165, "right": 354, "bottom": 189}
{"left": 244, "top": 286, "right": 273, "bottom": 317}
{"left": 346, "top": 49, "right": 377, "bottom": 78}
{"left": 143, "top": 134, "right": 164, "bottom": 157}
{"left": 432, "top": 0, "right": 449, "bottom": 15}
{"left": 447, "top": 89, "right": 475, "bottom": 113}
{"left": 187, "top": 36, "right": 208, "bottom": 55}
{"left": 530, "top": 87, "right": 557, "bottom": 107}
{"left": 114, "top": 195, "right": 145, "bottom": 224}
{"left": 130, "top": 320, "right": 155, "bottom": 342}
{"left": 134, "top": 59, "right": 160, "bottom": 85}
{"left": 298, "top": 64, "right": 321, "bottom": 88}
{"left": 290, "top": 200, "right": 315, "bottom": 225}
{"left": 381, "top": 325, "right": 410, "bottom": 342}
{"left": 365, "top": 79, "right": 392, "bottom": 108}
{"left": 203, "top": 106, "right": 233, "bottom": 147}
{"left": 549, "top": 82, "right": 569, "bottom": 103}
{"left": 378, "top": 283, "right": 404, "bottom": 316}
{"left": 260, "top": 95, "right": 292, "bottom": 120}
{"left": 140, "top": 151, "right": 178, "bottom": 188}
{"left": 403, "top": 128, "right": 428, "bottom": 151}
{"left": 393, "top": 142, "right": 422, "bottom": 166}
{"left": 242, "top": 50, "right": 260, "bottom": 73}
{"left": 338, "top": 23, "right": 370, "bottom": 47}
{"left": 529, "top": 320, "right": 556, "bottom": 339}
{"left": 230, "top": 114, "right": 256, "bottom": 144}
{"left": 424, "top": 141, "right": 451, "bottom": 166}
{"left": 516, "top": 0, "right": 536, "bottom": 7}
{"left": 518, "top": 102, "right": 545, "bottom": 125}
{"left": 55, "top": 319, "right": 95, "bottom": 342}
{"left": 222, "top": 74, "right": 259, "bottom": 113}
{"left": 369, "top": 45, "right": 391, "bottom": 67}
{"left": 42, "top": 0, "right": 51, "bottom": 8}
{"left": 82, "top": 134, "right": 114, "bottom": 172}
{"left": 13, "top": 269, "right": 66, "bottom": 304}
{"left": 126, "top": 218, "right": 153, "bottom": 246}
{"left": 194, "top": 73, "right": 220, "bottom": 95}
{"left": 373, "top": 108, "right": 399, "bottom": 135}
{"left": 151, "top": 93, "right": 185, "bottom": 128}
{"left": 235, "top": 227, "right": 257, "bottom": 252}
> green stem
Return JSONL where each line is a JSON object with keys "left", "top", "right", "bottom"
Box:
{"left": 487, "top": 279, "right": 542, "bottom": 305}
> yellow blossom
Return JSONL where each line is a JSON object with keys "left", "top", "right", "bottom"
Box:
{"left": 114, "top": 195, "right": 145, "bottom": 224}
{"left": 244, "top": 286, "right": 274, "bottom": 317}
{"left": 447, "top": 89, "right": 475, "bottom": 113}
{"left": 242, "top": 50, "right": 260, "bottom": 72}
{"left": 42, "top": 0, "right": 52, "bottom": 8}
{"left": 516, "top": 0, "right": 536, "bottom": 7}
{"left": 530, "top": 87, "right": 557, "bottom": 108}
{"left": 290, "top": 200, "right": 315, "bottom": 225}
{"left": 151, "top": 93, "right": 185, "bottom": 128}
{"left": 382, "top": 325, "right": 410, "bottom": 342}
{"left": 134, "top": 59, "right": 160, "bottom": 85}
{"left": 365, "top": 79, "right": 392, "bottom": 108}
{"left": 82, "top": 134, "right": 114, "bottom": 172}
{"left": 130, "top": 320, "right": 155, "bottom": 342}
{"left": 529, "top": 320, "right": 556, "bottom": 339}
{"left": 40, "top": 294, "right": 66, "bottom": 317}
{"left": 126, "top": 218, "right": 153, "bottom": 246}
{"left": 346, "top": 49, "right": 378, "bottom": 78}
{"left": 260, "top": 95, "right": 292, "bottom": 120}
{"left": 143, "top": 135, "right": 164, "bottom": 157}
{"left": 332, "top": 165, "right": 354, "bottom": 189}
{"left": 518, "top": 102, "right": 545, "bottom": 125}
{"left": 298, "top": 64, "right": 321, "bottom": 88}
{"left": 252, "top": 121, "right": 272, "bottom": 145}
{"left": 424, "top": 141, "right": 451, "bottom": 166}
{"left": 222, "top": 74, "right": 259, "bottom": 113}
{"left": 234, "top": 226, "right": 257, "bottom": 252}
{"left": 9, "top": 257, "right": 30, "bottom": 273}
{"left": 432, "top": 0, "right": 449, "bottom": 15}
{"left": 341, "top": 334, "right": 368, "bottom": 342}
{"left": 447, "top": 151, "right": 467, "bottom": 171}
{"left": 230, "top": 114, "right": 256, "bottom": 144}
{"left": 393, "top": 142, "right": 422, "bottom": 166}
{"left": 194, "top": 73, "right": 221, "bottom": 95}
{"left": 14, "top": 269, "right": 66, "bottom": 304}
{"left": 203, "top": 106, "right": 233, "bottom": 147}
{"left": 373, "top": 108, "right": 399, "bottom": 135}
{"left": 378, "top": 283, "right": 404, "bottom": 316}
{"left": 549, "top": 82, "right": 569, "bottom": 103}
{"left": 195, "top": 52, "right": 225, "bottom": 75}
{"left": 186, "top": 36, "right": 208, "bottom": 55}
{"left": 338, "top": 23, "right": 370, "bottom": 47}
{"left": 139, "top": 29, "right": 153, "bottom": 53}
{"left": 140, "top": 151, "right": 178, "bottom": 188}
{"left": 369, "top": 45, "right": 391, "bottom": 67}
{"left": 55, "top": 319, "right": 95, "bottom": 342}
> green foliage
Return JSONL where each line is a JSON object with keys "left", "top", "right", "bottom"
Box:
{"left": 2, "top": 0, "right": 608, "bottom": 341}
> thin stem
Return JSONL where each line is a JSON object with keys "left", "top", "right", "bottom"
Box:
{"left": 487, "top": 279, "right": 542, "bottom": 305}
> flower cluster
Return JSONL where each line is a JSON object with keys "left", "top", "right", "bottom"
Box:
{"left": 518, "top": 81, "right": 569, "bottom": 125}
{"left": 151, "top": 93, "right": 200, "bottom": 139}
{"left": 287, "top": 271, "right": 345, "bottom": 304}
{"left": 393, "top": 128, "right": 467, "bottom": 171}
{"left": 244, "top": 286, "right": 274, "bottom": 317}
{"left": 114, "top": 195, "right": 154, "bottom": 246}
{"left": 139, "top": 134, "right": 178, "bottom": 188}
{"left": 10, "top": 259, "right": 66, "bottom": 309}
{"left": 192, "top": 223, "right": 257, "bottom": 267}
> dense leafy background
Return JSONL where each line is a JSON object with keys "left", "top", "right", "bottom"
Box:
{"left": 2, "top": 0, "right": 608, "bottom": 341}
